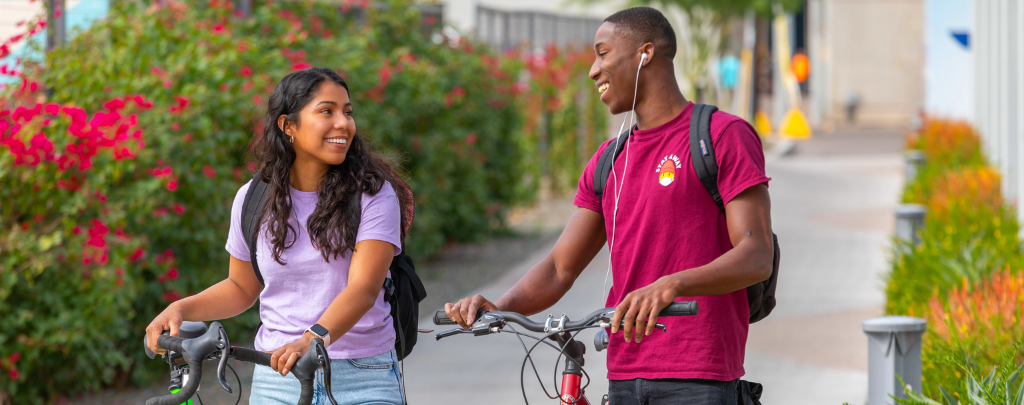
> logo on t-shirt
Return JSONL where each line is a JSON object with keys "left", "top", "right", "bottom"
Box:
{"left": 656, "top": 154, "right": 682, "bottom": 186}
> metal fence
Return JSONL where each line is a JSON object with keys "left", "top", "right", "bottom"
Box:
{"left": 973, "top": 0, "right": 1024, "bottom": 234}
{"left": 475, "top": 6, "right": 602, "bottom": 54}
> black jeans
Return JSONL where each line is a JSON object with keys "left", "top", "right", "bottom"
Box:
{"left": 608, "top": 378, "right": 739, "bottom": 405}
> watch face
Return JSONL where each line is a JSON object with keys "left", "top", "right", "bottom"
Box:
{"left": 311, "top": 324, "right": 329, "bottom": 337}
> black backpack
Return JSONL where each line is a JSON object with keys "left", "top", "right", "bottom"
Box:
{"left": 593, "top": 103, "right": 780, "bottom": 324}
{"left": 240, "top": 175, "right": 427, "bottom": 360}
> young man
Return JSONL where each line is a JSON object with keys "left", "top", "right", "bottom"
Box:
{"left": 445, "top": 7, "right": 773, "bottom": 404}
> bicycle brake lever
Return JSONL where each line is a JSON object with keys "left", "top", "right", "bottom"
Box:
{"left": 435, "top": 328, "right": 469, "bottom": 340}
{"left": 215, "top": 327, "right": 232, "bottom": 393}
{"left": 314, "top": 340, "right": 339, "bottom": 405}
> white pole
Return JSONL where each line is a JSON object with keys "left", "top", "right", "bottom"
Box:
{"left": 999, "top": 0, "right": 1009, "bottom": 189}
{"left": 1018, "top": 0, "right": 1024, "bottom": 236}
{"left": 975, "top": 0, "right": 986, "bottom": 149}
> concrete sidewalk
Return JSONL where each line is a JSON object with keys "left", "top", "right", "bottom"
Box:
{"left": 403, "top": 128, "right": 905, "bottom": 404}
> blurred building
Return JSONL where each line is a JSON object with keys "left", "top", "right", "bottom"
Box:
{"left": 803, "top": 0, "right": 926, "bottom": 129}
{"left": 432, "top": 0, "right": 619, "bottom": 54}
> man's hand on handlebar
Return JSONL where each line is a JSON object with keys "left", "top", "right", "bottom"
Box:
{"left": 145, "top": 302, "right": 185, "bottom": 356}
{"left": 611, "top": 275, "right": 679, "bottom": 343}
{"left": 444, "top": 294, "right": 499, "bottom": 328}
{"left": 270, "top": 332, "right": 322, "bottom": 377}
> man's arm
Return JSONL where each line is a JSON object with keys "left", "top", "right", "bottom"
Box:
{"left": 444, "top": 207, "right": 607, "bottom": 328}
{"left": 610, "top": 183, "right": 773, "bottom": 343}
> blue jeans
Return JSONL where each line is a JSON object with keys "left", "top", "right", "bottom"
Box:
{"left": 608, "top": 378, "right": 738, "bottom": 405}
{"left": 249, "top": 349, "right": 404, "bottom": 405}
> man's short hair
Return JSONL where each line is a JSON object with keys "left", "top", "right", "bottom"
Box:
{"left": 604, "top": 7, "right": 677, "bottom": 60}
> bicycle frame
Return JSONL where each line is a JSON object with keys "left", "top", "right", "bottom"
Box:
{"left": 550, "top": 330, "right": 590, "bottom": 405}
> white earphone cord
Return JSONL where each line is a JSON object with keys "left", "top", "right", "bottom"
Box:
{"left": 602, "top": 54, "right": 645, "bottom": 304}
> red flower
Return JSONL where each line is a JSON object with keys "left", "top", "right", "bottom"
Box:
{"left": 163, "top": 80, "right": 173, "bottom": 89}
{"left": 172, "top": 203, "right": 185, "bottom": 215}
{"left": 73, "top": 226, "right": 80, "bottom": 235}
{"left": 212, "top": 25, "right": 225, "bottom": 34}
{"left": 167, "top": 268, "right": 179, "bottom": 280}
{"left": 163, "top": 290, "right": 181, "bottom": 302}
{"left": 116, "top": 268, "right": 124, "bottom": 277}
{"left": 152, "top": 207, "right": 169, "bottom": 217}
{"left": 8, "top": 353, "right": 20, "bottom": 364}
{"left": 171, "top": 122, "right": 180, "bottom": 131}
{"left": 8, "top": 370, "right": 17, "bottom": 380}
{"left": 167, "top": 179, "right": 178, "bottom": 191}
{"left": 466, "top": 133, "right": 477, "bottom": 145}
{"left": 292, "top": 62, "right": 312, "bottom": 70}
{"left": 240, "top": 66, "right": 253, "bottom": 77}
{"left": 203, "top": 165, "right": 217, "bottom": 179}
{"left": 129, "top": 248, "right": 145, "bottom": 263}
{"left": 104, "top": 99, "right": 125, "bottom": 111}
{"left": 175, "top": 96, "right": 190, "bottom": 109}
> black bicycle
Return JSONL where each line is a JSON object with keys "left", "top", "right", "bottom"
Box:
{"left": 433, "top": 301, "right": 699, "bottom": 405}
{"left": 143, "top": 321, "right": 337, "bottom": 405}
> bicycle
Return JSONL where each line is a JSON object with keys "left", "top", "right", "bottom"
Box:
{"left": 143, "top": 321, "right": 337, "bottom": 405}
{"left": 432, "top": 301, "right": 699, "bottom": 405}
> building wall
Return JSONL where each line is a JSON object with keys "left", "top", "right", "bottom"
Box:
{"left": 925, "top": 0, "right": 972, "bottom": 120}
{"left": 439, "top": 0, "right": 623, "bottom": 35}
{"left": 826, "top": 0, "right": 925, "bottom": 128}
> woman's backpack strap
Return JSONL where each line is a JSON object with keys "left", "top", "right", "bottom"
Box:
{"left": 241, "top": 174, "right": 270, "bottom": 286}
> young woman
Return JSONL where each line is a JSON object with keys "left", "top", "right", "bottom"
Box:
{"left": 145, "top": 67, "right": 412, "bottom": 404}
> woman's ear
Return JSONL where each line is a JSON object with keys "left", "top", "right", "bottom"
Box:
{"left": 277, "top": 115, "right": 291, "bottom": 135}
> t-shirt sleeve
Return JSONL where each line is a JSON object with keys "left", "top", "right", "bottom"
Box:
{"left": 713, "top": 118, "right": 771, "bottom": 206}
{"left": 573, "top": 141, "right": 612, "bottom": 215}
{"left": 225, "top": 180, "right": 253, "bottom": 261}
{"left": 356, "top": 181, "right": 402, "bottom": 256}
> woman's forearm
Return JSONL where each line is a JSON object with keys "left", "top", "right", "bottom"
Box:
{"left": 316, "top": 285, "right": 378, "bottom": 343}
{"left": 176, "top": 278, "right": 260, "bottom": 321}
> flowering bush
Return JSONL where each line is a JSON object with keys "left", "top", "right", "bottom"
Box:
{"left": 887, "top": 118, "right": 1024, "bottom": 401}
{"left": 916, "top": 270, "right": 1024, "bottom": 401}
{"left": 0, "top": 0, "right": 605, "bottom": 402}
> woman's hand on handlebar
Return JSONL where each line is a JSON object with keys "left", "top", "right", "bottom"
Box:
{"left": 270, "top": 332, "right": 319, "bottom": 377}
{"left": 444, "top": 295, "right": 499, "bottom": 328}
{"left": 611, "top": 275, "right": 678, "bottom": 343}
{"left": 145, "top": 302, "right": 185, "bottom": 355}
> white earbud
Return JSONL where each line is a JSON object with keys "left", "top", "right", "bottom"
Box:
{"left": 641, "top": 53, "right": 647, "bottom": 62}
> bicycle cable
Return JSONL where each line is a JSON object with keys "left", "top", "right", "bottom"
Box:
{"left": 513, "top": 324, "right": 600, "bottom": 405}
{"left": 195, "top": 392, "right": 203, "bottom": 405}
{"left": 549, "top": 325, "right": 595, "bottom": 404}
{"left": 228, "top": 361, "right": 242, "bottom": 405}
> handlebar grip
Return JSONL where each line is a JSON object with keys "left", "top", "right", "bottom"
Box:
{"left": 231, "top": 347, "right": 272, "bottom": 367}
{"left": 433, "top": 310, "right": 457, "bottom": 325}
{"left": 297, "top": 378, "right": 315, "bottom": 405}
{"left": 435, "top": 329, "right": 463, "bottom": 340}
{"left": 156, "top": 335, "right": 186, "bottom": 354}
{"left": 658, "top": 301, "right": 699, "bottom": 317}
{"left": 145, "top": 356, "right": 202, "bottom": 405}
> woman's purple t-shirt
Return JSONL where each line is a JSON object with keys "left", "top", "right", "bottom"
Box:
{"left": 225, "top": 180, "right": 402, "bottom": 360}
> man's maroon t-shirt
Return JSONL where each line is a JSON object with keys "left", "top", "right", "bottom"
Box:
{"left": 574, "top": 103, "right": 770, "bottom": 381}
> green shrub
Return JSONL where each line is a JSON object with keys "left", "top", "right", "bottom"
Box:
{"left": 0, "top": 0, "right": 605, "bottom": 402}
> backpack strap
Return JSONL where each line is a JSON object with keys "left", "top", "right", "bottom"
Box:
{"left": 689, "top": 104, "right": 725, "bottom": 215}
{"left": 593, "top": 129, "right": 632, "bottom": 200}
{"left": 241, "top": 174, "right": 270, "bottom": 286}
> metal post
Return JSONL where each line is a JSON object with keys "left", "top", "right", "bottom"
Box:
{"left": 46, "top": 0, "right": 66, "bottom": 52}
{"left": 903, "top": 150, "right": 926, "bottom": 181}
{"left": 895, "top": 204, "right": 926, "bottom": 246}
{"left": 863, "top": 317, "right": 927, "bottom": 405}
{"left": 237, "top": 0, "right": 252, "bottom": 18}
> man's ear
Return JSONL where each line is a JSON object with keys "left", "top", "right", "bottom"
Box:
{"left": 640, "top": 43, "right": 655, "bottom": 67}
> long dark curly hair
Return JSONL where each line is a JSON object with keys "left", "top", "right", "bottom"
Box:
{"left": 248, "top": 67, "right": 412, "bottom": 264}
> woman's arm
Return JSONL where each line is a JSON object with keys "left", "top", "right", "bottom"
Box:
{"left": 145, "top": 255, "right": 264, "bottom": 355}
{"left": 269, "top": 239, "right": 394, "bottom": 375}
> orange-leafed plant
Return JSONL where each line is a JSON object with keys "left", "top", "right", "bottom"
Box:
{"left": 926, "top": 167, "right": 1004, "bottom": 223}
{"left": 918, "top": 269, "right": 1024, "bottom": 400}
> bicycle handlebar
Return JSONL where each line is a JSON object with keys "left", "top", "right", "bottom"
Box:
{"left": 145, "top": 322, "right": 335, "bottom": 405}
{"left": 433, "top": 301, "right": 699, "bottom": 332}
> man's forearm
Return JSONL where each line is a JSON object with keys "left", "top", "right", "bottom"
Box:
{"left": 667, "top": 237, "right": 772, "bottom": 297}
{"left": 494, "top": 256, "right": 577, "bottom": 316}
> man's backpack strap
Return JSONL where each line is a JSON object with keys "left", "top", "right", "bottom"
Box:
{"left": 593, "top": 129, "right": 633, "bottom": 200}
{"left": 241, "top": 175, "right": 270, "bottom": 286}
{"left": 689, "top": 103, "right": 725, "bottom": 215}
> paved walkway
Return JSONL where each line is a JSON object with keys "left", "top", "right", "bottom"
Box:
{"left": 403, "top": 128, "right": 906, "bottom": 404}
